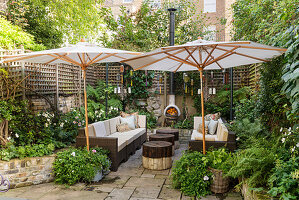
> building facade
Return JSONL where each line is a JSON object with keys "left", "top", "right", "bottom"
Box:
{"left": 103, "top": 0, "right": 235, "bottom": 41}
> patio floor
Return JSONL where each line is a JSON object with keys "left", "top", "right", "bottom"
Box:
{"left": 0, "top": 144, "right": 242, "bottom": 200}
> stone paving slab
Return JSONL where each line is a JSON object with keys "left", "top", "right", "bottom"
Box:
{"left": 125, "top": 177, "right": 165, "bottom": 188}
{"left": 132, "top": 187, "right": 161, "bottom": 199}
{"left": 108, "top": 188, "right": 135, "bottom": 200}
{"left": 158, "top": 185, "right": 181, "bottom": 200}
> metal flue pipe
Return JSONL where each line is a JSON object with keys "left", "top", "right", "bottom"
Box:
{"left": 168, "top": 8, "right": 177, "bottom": 95}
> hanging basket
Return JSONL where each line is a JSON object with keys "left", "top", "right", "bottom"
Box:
{"left": 209, "top": 168, "right": 230, "bottom": 194}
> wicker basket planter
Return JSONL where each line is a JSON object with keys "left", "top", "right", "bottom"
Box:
{"left": 210, "top": 168, "right": 230, "bottom": 194}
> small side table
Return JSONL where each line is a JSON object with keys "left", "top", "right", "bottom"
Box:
{"left": 142, "top": 141, "right": 172, "bottom": 170}
{"left": 149, "top": 134, "right": 175, "bottom": 155}
{"left": 156, "top": 129, "right": 180, "bottom": 149}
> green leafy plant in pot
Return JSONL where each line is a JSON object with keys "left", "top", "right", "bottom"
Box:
{"left": 207, "top": 148, "right": 233, "bottom": 194}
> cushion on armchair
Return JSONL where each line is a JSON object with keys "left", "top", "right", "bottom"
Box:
{"left": 120, "top": 115, "right": 136, "bottom": 129}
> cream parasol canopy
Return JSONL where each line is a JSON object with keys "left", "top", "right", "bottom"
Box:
{"left": 1, "top": 40, "right": 141, "bottom": 151}
{"left": 122, "top": 39, "right": 287, "bottom": 154}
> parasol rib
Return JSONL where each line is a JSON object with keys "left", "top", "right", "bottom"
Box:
{"left": 204, "top": 46, "right": 239, "bottom": 67}
{"left": 184, "top": 47, "right": 201, "bottom": 66}
{"left": 217, "top": 44, "right": 287, "bottom": 51}
{"left": 133, "top": 48, "right": 188, "bottom": 71}
{"left": 45, "top": 53, "right": 68, "bottom": 64}
{"left": 164, "top": 52, "right": 198, "bottom": 67}
{"left": 86, "top": 53, "right": 103, "bottom": 65}
{"left": 174, "top": 48, "right": 198, "bottom": 72}
{"left": 202, "top": 45, "right": 217, "bottom": 67}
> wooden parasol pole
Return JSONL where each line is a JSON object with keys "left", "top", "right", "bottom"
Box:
{"left": 82, "top": 67, "right": 90, "bottom": 151}
{"left": 199, "top": 69, "right": 206, "bottom": 154}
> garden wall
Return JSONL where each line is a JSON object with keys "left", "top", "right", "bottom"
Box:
{"left": 0, "top": 155, "right": 55, "bottom": 188}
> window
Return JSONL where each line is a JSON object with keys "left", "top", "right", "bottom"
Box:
{"left": 123, "top": 0, "right": 133, "bottom": 3}
{"left": 204, "top": 0, "right": 216, "bottom": 13}
{"left": 148, "top": 0, "right": 161, "bottom": 9}
{"left": 203, "top": 25, "right": 217, "bottom": 41}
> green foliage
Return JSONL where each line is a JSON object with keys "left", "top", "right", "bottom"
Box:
{"left": 53, "top": 147, "right": 111, "bottom": 185}
{"left": 173, "top": 118, "right": 193, "bottom": 129}
{"left": 0, "top": 16, "right": 45, "bottom": 50}
{"left": 232, "top": 0, "right": 298, "bottom": 127}
{"left": 227, "top": 147, "right": 276, "bottom": 189}
{"left": 234, "top": 96, "right": 258, "bottom": 122}
{"left": 83, "top": 80, "right": 122, "bottom": 123}
{"left": 0, "top": 142, "right": 55, "bottom": 161}
{"left": 100, "top": 0, "right": 213, "bottom": 52}
{"left": 193, "top": 85, "right": 251, "bottom": 119}
{"left": 125, "top": 70, "right": 155, "bottom": 106}
{"left": 171, "top": 151, "right": 212, "bottom": 197}
{"left": 230, "top": 118, "right": 264, "bottom": 149}
{"left": 268, "top": 156, "right": 299, "bottom": 200}
{"left": 280, "top": 26, "right": 299, "bottom": 119}
{"left": 5, "top": 0, "right": 105, "bottom": 48}
{"left": 206, "top": 148, "right": 233, "bottom": 174}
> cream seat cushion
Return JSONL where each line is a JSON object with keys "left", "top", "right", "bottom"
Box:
{"left": 191, "top": 130, "right": 218, "bottom": 141}
{"left": 107, "top": 132, "right": 127, "bottom": 151}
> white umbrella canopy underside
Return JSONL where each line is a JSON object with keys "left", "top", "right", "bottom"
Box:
{"left": 123, "top": 40, "right": 286, "bottom": 72}
{"left": 1, "top": 42, "right": 140, "bottom": 66}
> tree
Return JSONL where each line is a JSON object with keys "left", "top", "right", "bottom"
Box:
{"left": 0, "top": 16, "right": 45, "bottom": 50}
{"left": 99, "top": 0, "right": 214, "bottom": 52}
{"left": 4, "top": 0, "right": 105, "bottom": 48}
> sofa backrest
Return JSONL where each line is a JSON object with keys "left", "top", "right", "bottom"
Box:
{"left": 87, "top": 125, "right": 96, "bottom": 137}
{"left": 109, "top": 117, "right": 120, "bottom": 134}
{"left": 216, "top": 118, "right": 228, "bottom": 141}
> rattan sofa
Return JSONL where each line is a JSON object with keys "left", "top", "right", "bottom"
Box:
{"left": 189, "top": 117, "right": 236, "bottom": 152}
{"left": 76, "top": 115, "right": 147, "bottom": 171}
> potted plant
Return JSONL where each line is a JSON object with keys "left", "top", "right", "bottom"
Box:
{"left": 207, "top": 148, "right": 233, "bottom": 194}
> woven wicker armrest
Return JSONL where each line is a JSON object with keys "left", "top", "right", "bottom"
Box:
{"left": 227, "top": 131, "right": 236, "bottom": 142}
{"left": 76, "top": 136, "right": 118, "bottom": 154}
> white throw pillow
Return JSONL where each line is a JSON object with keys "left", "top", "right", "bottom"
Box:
{"left": 120, "top": 115, "right": 136, "bottom": 130}
{"left": 208, "top": 119, "right": 218, "bottom": 135}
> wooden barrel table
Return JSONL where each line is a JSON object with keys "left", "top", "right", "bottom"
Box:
{"left": 156, "top": 129, "right": 180, "bottom": 149}
{"left": 142, "top": 141, "right": 172, "bottom": 170}
{"left": 149, "top": 134, "right": 175, "bottom": 155}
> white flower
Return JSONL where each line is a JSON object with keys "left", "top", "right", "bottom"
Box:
{"left": 281, "top": 138, "right": 285, "bottom": 143}
{"left": 288, "top": 127, "right": 291, "bottom": 131}
{"left": 296, "top": 143, "right": 299, "bottom": 148}
{"left": 60, "top": 123, "right": 64, "bottom": 128}
{"left": 236, "top": 137, "right": 240, "bottom": 141}
{"left": 45, "top": 123, "right": 48, "bottom": 127}
{"left": 7, "top": 137, "right": 11, "bottom": 141}
{"left": 71, "top": 152, "right": 76, "bottom": 157}
{"left": 291, "top": 147, "right": 295, "bottom": 152}
{"left": 15, "top": 133, "right": 19, "bottom": 138}
{"left": 203, "top": 176, "right": 209, "bottom": 181}
{"left": 280, "top": 128, "right": 283, "bottom": 132}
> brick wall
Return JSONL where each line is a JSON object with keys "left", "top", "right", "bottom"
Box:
{"left": 0, "top": 155, "right": 55, "bottom": 188}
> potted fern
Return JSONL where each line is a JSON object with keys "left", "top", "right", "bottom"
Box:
{"left": 207, "top": 148, "right": 233, "bottom": 194}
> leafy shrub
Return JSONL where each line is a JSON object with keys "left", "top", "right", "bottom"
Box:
{"left": 53, "top": 147, "right": 110, "bottom": 185}
{"left": 268, "top": 156, "right": 299, "bottom": 199}
{"left": 193, "top": 85, "right": 251, "bottom": 120}
{"left": 234, "top": 97, "right": 258, "bottom": 122}
{"left": 227, "top": 147, "right": 276, "bottom": 189}
{"left": 230, "top": 118, "right": 264, "bottom": 149}
{"left": 171, "top": 151, "right": 212, "bottom": 197}
{"left": 174, "top": 118, "right": 193, "bottom": 129}
{"left": 84, "top": 80, "right": 122, "bottom": 123}
{"left": 206, "top": 148, "right": 233, "bottom": 174}
{"left": 0, "top": 143, "right": 55, "bottom": 161}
